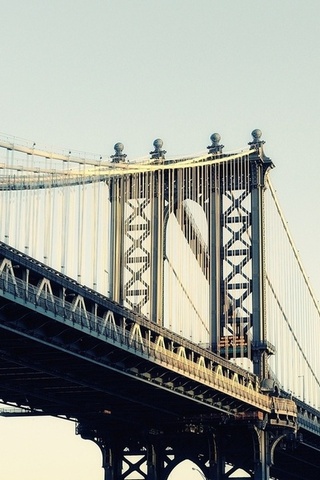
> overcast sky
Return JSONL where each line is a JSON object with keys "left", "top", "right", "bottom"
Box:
{"left": 0, "top": 1, "right": 319, "bottom": 478}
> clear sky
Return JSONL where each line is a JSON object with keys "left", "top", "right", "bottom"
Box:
{"left": 0, "top": 1, "right": 319, "bottom": 478}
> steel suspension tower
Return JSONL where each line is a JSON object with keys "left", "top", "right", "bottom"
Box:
{"left": 108, "top": 130, "right": 274, "bottom": 378}
{"left": 78, "top": 130, "right": 297, "bottom": 480}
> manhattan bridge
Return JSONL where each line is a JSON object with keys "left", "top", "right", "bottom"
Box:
{"left": 0, "top": 130, "right": 319, "bottom": 479}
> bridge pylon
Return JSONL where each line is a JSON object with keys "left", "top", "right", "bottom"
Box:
{"left": 108, "top": 131, "right": 275, "bottom": 382}
{"left": 209, "top": 129, "right": 275, "bottom": 381}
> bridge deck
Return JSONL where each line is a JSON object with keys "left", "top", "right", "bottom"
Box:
{"left": 0, "top": 242, "right": 298, "bottom": 434}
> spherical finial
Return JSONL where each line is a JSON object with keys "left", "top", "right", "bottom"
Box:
{"left": 207, "top": 132, "right": 224, "bottom": 154}
{"left": 153, "top": 138, "right": 163, "bottom": 149}
{"left": 249, "top": 129, "right": 265, "bottom": 148}
{"left": 111, "top": 142, "right": 127, "bottom": 163}
{"left": 114, "top": 142, "right": 124, "bottom": 155}
{"left": 210, "top": 133, "right": 221, "bottom": 145}
{"left": 251, "top": 129, "right": 262, "bottom": 141}
{"left": 150, "top": 138, "right": 166, "bottom": 160}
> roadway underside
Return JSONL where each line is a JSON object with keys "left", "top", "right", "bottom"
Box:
{"left": 0, "top": 294, "right": 260, "bottom": 431}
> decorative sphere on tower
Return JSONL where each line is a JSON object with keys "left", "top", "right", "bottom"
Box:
{"left": 249, "top": 129, "right": 265, "bottom": 147}
{"left": 114, "top": 142, "right": 124, "bottom": 155}
{"left": 153, "top": 138, "right": 163, "bottom": 150}
{"left": 251, "top": 129, "right": 262, "bottom": 142}
{"left": 210, "top": 133, "right": 221, "bottom": 146}
{"left": 150, "top": 138, "right": 166, "bottom": 160}
{"left": 111, "top": 142, "right": 127, "bottom": 163}
{"left": 207, "top": 132, "right": 224, "bottom": 154}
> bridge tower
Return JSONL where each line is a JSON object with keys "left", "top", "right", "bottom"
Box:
{"left": 108, "top": 130, "right": 274, "bottom": 381}
{"left": 210, "top": 129, "right": 275, "bottom": 381}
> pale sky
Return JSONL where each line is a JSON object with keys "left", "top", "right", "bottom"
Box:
{"left": 0, "top": 1, "right": 319, "bottom": 478}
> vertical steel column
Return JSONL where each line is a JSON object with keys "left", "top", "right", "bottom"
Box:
{"left": 253, "top": 428, "right": 271, "bottom": 480}
{"left": 102, "top": 444, "right": 122, "bottom": 480}
{"left": 76, "top": 425, "right": 122, "bottom": 480}
{"left": 149, "top": 140, "right": 166, "bottom": 324}
{"left": 249, "top": 130, "right": 273, "bottom": 380}
{"left": 109, "top": 176, "right": 125, "bottom": 304}
{"left": 256, "top": 431, "right": 290, "bottom": 480}
{"left": 208, "top": 431, "right": 225, "bottom": 480}
{"left": 146, "top": 442, "right": 162, "bottom": 480}
{"left": 255, "top": 430, "right": 270, "bottom": 480}
{"left": 208, "top": 134, "right": 224, "bottom": 352}
{"left": 209, "top": 169, "right": 222, "bottom": 352}
{"left": 109, "top": 142, "right": 127, "bottom": 304}
{"left": 149, "top": 170, "right": 164, "bottom": 324}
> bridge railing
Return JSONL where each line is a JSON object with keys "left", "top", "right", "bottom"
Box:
{"left": 0, "top": 268, "right": 298, "bottom": 421}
